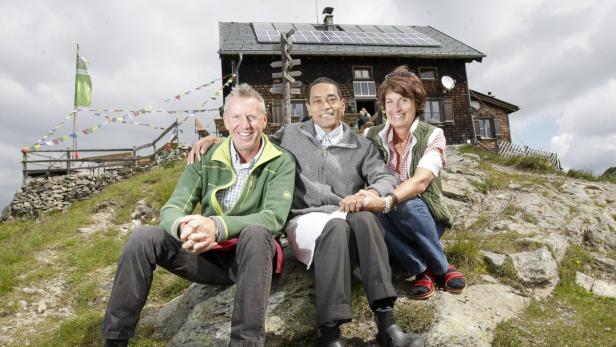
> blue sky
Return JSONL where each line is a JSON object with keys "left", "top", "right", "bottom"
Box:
{"left": 1, "top": 0, "right": 615, "bottom": 209}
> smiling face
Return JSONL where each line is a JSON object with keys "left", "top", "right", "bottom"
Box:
{"left": 307, "top": 82, "right": 345, "bottom": 133}
{"left": 384, "top": 91, "right": 417, "bottom": 130}
{"left": 223, "top": 96, "right": 267, "bottom": 162}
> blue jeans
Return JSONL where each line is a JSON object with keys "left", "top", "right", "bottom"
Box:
{"left": 378, "top": 197, "right": 448, "bottom": 276}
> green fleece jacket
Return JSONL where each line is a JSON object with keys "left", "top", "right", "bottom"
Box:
{"left": 160, "top": 135, "right": 295, "bottom": 241}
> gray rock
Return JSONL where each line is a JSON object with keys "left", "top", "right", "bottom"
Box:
{"left": 461, "top": 153, "right": 480, "bottom": 161}
{"left": 561, "top": 182, "right": 592, "bottom": 203}
{"left": 584, "top": 222, "right": 616, "bottom": 252}
{"left": 442, "top": 173, "right": 484, "bottom": 203}
{"left": 480, "top": 250, "right": 507, "bottom": 273}
{"left": 1, "top": 205, "right": 11, "bottom": 221}
{"left": 152, "top": 284, "right": 226, "bottom": 338}
{"left": 592, "top": 279, "right": 616, "bottom": 298}
{"left": 425, "top": 284, "right": 529, "bottom": 347}
{"left": 589, "top": 252, "right": 616, "bottom": 270}
{"left": 575, "top": 272, "right": 594, "bottom": 291}
{"left": 510, "top": 247, "right": 559, "bottom": 287}
{"left": 131, "top": 199, "right": 152, "bottom": 220}
{"left": 36, "top": 301, "right": 47, "bottom": 314}
{"left": 565, "top": 217, "right": 585, "bottom": 243}
{"left": 520, "top": 234, "right": 569, "bottom": 264}
{"left": 154, "top": 251, "right": 316, "bottom": 346}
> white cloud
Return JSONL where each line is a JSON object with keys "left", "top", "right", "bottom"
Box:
{"left": 550, "top": 79, "right": 616, "bottom": 173}
{"left": 1, "top": 0, "right": 616, "bottom": 207}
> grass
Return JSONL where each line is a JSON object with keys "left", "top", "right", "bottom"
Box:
{"left": 0, "top": 159, "right": 187, "bottom": 346}
{"left": 458, "top": 145, "right": 557, "bottom": 174}
{"left": 340, "top": 279, "right": 436, "bottom": 343}
{"left": 566, "top": 168, "right": 616, "bottom": 184}
{"left": 443, "top": 229, "right": 482, "bottom": 271}
{"left": 480, "top": 231, "right": 539, "bottom": 255}
{"left": 492, "top": 245, "right": 616, "bottom": 346}
{"left": 503, "top": 156, "right": 556, "bottom": 174}
{"left": 566, "top": 169, "right": 596, "bottom": 181}
{"left": 459, "top": 145, "right": 616, "bottom": 184}
{"left": 470, "top": 173, "right": 508, "bottom": 194}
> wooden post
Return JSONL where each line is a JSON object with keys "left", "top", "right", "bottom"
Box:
{"left": 66, "top": 149, "right": 71, "bottom": 174}
{"left": 132, "top": 146, "right": 137, "bottom": 170}
{"left": 281, "top": 29, "right": 295, "bottom": 125}
{"left": 175, "top": 120, "right": 179, "bottom": 148}
{"left": 22, "top": 152, "right": 27, "bottom": 183}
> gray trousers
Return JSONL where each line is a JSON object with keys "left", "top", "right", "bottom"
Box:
{"left": 102, "top": 225, "right": 275, "bottom": 347}
{"left": 312, "top": 211, "right": 397, "bottom": 326}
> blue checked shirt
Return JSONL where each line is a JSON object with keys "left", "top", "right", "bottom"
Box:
{"left": 217, "top": 140, "right": 265, "bottom": 212}
{"left": 314, "top": 122, "right": 344, "bottom": 148}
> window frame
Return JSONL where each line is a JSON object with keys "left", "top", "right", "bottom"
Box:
{"left": 353, "top": 80, "right": 377, "bottom": 98}
{"left": 478, "top": 118, "right": 496, "bottom": 139}
{"left": 352, "top": 66, "right": 373, "bottom": 80}
{"left": 423, "top": 99, "right": 442, "bottom": 124}
{"left": 291, "top": 99, "right": 308, "bottom": 120}
{"left": 419, "top": 67, "right": 438, "bottom": 80}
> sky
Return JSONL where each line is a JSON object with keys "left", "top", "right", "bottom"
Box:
{"left": 1, "top": 0, "right": 615, "bottom": 210}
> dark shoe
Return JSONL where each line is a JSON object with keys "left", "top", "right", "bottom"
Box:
{"left": 318, "top": 324, "right": 344, "bottom": 347}
{"left": 320, "top": 340, "right": 345, "bottom": 347}
{"left": 103, "top": 339, "right": 128, "bottom": 347}
{"left": 376, "top": 324, "right": 424, "bottom": 347}
{"left": 437, "top": 264, "right": 466, "bottom": 293}
{"left": 410, "top": 269, "right": 435, "bottom": 300}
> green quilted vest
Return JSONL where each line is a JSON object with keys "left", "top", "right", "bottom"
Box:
{"left": 366, "top": 122, "right": 454, "bottom": 228}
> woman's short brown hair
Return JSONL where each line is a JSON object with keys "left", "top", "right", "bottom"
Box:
{"left": 377, "top": 65, "right": 426, "bottom": 117}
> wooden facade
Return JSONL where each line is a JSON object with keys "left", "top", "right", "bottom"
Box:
{"left": 470, "top": 90, "right": 519, "bottom": 151}
{"left": 217, "top": 21, "right": 510, "bottom": 145}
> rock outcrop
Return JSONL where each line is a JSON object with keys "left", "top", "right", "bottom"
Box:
{"left": 135, "top": 146, "right": 616, "bottom": 345}
{"left": 5, "top": 145, "right": 615, "bottom": 346}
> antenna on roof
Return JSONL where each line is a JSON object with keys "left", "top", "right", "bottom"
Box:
{"left": 314, "top": 0, "right": 319, "bottom": 23}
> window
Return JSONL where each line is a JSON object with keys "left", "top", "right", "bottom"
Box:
{"left": 419, "top": 67, "right": 437, "bottom": 80}
{"left": 291, "top": 100, "right": 308, "bottom": 121}
{"left": 271, "top": 100, "right": 282, "bottom": 123}
{"left": 479, "top": 119, "right": 495, "bottom": 138}
{"left": 422, "top": 98, "right": 454, "bottom": 124}
{"left": 353, "top": 81, "right": 376, "bottom": 98}
{"left": 424, "top": 100, "right": 441, "bottom": 123}
{"left": 272, "top": 100, "right": 308, "bottom": 122}
{"left": 353, "top": 67, "right": 372, "bottom": 80}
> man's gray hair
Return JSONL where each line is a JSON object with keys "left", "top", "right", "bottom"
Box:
{"left": 223, "top": 83, "right": 267, "bottom": 116}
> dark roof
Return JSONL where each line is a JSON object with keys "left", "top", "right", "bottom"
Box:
{"left": 470, "top": 90, "right": 520, "bottom": 113}
{"left": 219, "top": 22, "right": 485, "bottom": 62}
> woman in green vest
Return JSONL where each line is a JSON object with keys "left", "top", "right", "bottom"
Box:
{"left": 342, "top": 65, "right": 466, "bottom": 299}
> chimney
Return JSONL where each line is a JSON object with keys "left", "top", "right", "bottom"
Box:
{"left": 322, "top": 7, "right": 334, "bottom": 30}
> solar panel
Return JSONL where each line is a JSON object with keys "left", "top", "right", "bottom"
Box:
{"left": 252, "top": 22, "right": 274, "bottom": 31}
{"left": 273, "top": 22, "right": 294, "bottom": 31}
{"left": 378, "top": 25, "right": 404, "bottom": 33}
{"left": 338, "top": 24, "right": 362, "bottom": 32}
{"left": 393, "top": 25, "right": 418, "bottom": 33}
{"left": 252, "top": 27, "right": 440, "bottom": 47}
{"left": 357, "top": 25, "right": 382, "bottom": 33}
{"left": 293, "top": 23, "right": 317, "bottom": 31}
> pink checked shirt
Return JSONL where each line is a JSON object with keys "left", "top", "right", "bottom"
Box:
{"left": 385, "top": 118, "right": 447, "bottom": 181}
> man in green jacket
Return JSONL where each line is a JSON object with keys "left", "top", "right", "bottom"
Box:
{"left": 102, "top": 84, "right": 295, "bottom": 347}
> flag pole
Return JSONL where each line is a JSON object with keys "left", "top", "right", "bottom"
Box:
{"left": 72, "top": 43, "right": 79, "bottom": 159}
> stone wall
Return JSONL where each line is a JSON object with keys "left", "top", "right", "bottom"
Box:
{"left": 5, "top": 149, "right": 185, "bottom": 221}
{"left": 9, "top": 171, "right": 130, "bottom": 219}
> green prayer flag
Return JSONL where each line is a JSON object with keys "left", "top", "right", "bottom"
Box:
{"left": 74, "top": 52, "right": 92, "bottom": 107}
